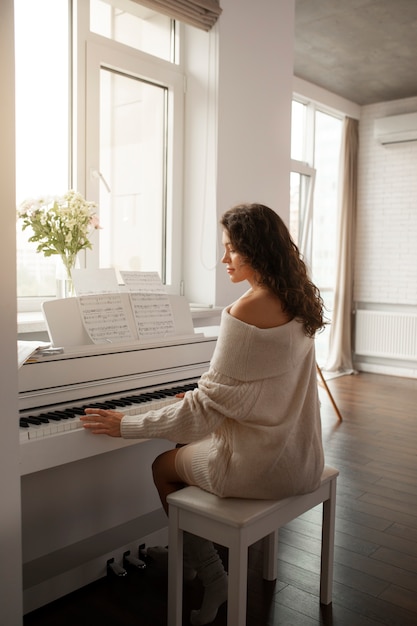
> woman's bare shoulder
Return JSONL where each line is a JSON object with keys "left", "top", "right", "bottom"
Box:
{"left": 229, "top": 290, "right": 291, "bottom": 329}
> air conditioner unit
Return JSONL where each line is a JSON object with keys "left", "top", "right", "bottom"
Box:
{"left": 374, "top": 112, "right": 417, "bottom": 144}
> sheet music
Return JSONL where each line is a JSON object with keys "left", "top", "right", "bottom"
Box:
{"left": 77, "top": 291, "right": 175, "bottom": 343}
{"left": 78, "top": 294, "right": 134, "bottom": 344}
{"left": 17, "top": 340, "right": 51, "bottom": 368}
{"left": 120, "top": 271, "right": 166, "bottom": 293}
{"left": 119, "top": 271, "right": 175, "bottom": 339}
{"left": 130, "top": 292, "right": 175, "bottom": 339}
{"left": 72, "top": 268, "right": 119, "bottom": 295}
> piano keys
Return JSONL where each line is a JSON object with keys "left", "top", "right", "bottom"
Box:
{"left": 19, "top": 381, "right": 198, "bottom": 442}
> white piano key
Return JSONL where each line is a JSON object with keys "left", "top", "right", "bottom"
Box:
{"left": 22, "top": 418, "right": 84, "bottom": 440}
{"left": 20, "top": 430, "right": 29, "bottom": 443}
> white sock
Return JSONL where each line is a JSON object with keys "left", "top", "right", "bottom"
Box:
{"left": 190, "top": 572, "right": 228, "bottom": 625}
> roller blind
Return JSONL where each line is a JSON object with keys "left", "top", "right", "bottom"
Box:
{"left": 132, "top": 0, "right": 222, "bottom": 31}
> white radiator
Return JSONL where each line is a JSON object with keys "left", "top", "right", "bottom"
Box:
{"left": 355, "top": 310, "right": 417, "bottom": 360}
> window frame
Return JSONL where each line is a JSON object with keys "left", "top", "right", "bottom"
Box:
{"left": 290, "top": 158, "right": 316, "bottom": 269}
{"left": 83, "top": 38, "right": 185, "bottom": 293}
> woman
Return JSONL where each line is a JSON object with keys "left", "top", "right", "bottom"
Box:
{"left": 81, "top": 203, "right": 325, "bottom": 625}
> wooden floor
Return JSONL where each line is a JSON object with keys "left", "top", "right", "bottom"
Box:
{"left": 23, "top": 372, "right": 417, "bottom": 626}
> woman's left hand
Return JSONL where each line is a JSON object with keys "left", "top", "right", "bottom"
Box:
{"left": 81, "top": 408, "right": 124, "bottom": 437}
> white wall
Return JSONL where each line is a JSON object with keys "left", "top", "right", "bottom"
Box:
{"left": 182, "top": 24, "right": 219, "bottom": 306}
{"left": 183, "top": 0, "right": 295, "bottom": 307}
{"left": 354, "top": 96, "right": 417, "bottom": 376}
{"left": 0, "top": 0, "right": 23, "bottom": 623}
{"left": 355, "top": 97, "right": 417, "bottom": 305}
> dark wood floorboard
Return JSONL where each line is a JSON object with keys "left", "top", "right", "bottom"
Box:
{"left": 23, "top": 372, "right": 417, "bottom": 625}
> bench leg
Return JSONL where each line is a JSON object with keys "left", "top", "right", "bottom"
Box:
{"left": 320, "top": 478, "right": 337, "bottom": 604}
{"left": 227, "top": 541, "right": 248, "bottom": 626}
{"left": 262, "top": 529, "right": 278, "bottom": 580}
{"left": 168, "top": 505, "right": 183, "bottom": 626}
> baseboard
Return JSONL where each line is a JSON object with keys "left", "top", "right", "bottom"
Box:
{"left": 354, "top": 361, "right": 417, "bottom": 379}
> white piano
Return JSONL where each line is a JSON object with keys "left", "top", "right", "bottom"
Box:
{"left": 19, "top": 295, "right": 219, "bottom": 613}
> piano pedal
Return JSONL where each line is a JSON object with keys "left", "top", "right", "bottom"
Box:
{"left": 138, "top": 543, "right": 148, "bottom": 562}
{"left": 107, "top": 557, "right": 127, "bottom": 578}
{"left": 123, "top": 550, "right": 146, "bottom": 571}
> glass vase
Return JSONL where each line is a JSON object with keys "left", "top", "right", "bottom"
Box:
{"left": 55, "top": 254, "right": 77, "bottom": 298}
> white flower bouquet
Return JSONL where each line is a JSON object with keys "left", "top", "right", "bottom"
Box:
{"left": 17, "top": 190, "right": 100, "bottom": 283}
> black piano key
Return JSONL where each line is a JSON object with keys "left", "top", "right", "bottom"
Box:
{"left": 67, "top": 407, "right": 85, "bottom": 415}
{"left": 162, "top": 387, "right": 182, "bottom": 395}
{"left": 183, "top": 383, "right": 198, "bottom": 391}
{"left": 23, "top": 415, "right": 50, "bottom": 424}
{"left": 19, "top": 419, "right": 30, "bottom": 428}
{"left": 25, "top": 413, "right": 49, "bottom": 423}
{"left": 44, "top": 412, "right": 65, "bottom": 421}
{"left": 142, "top": 392, "right": 165, "bottom": 400}
{"left": 88, "top": 402, "right": 119, "bottom": 409}
{"left": 25, "top": 417, "right": 43, "bottom": 425}
{"left": 122, "top": 395, "right": 144, "bottom": 402}
{"left": 56, "top": 409, "right": 76, "bottom": 418}
{"left": 50, "top": 411, "right": 71, "bottom": 419}
{"left": 110, "top": 399, "right": 132, "bottom": 407}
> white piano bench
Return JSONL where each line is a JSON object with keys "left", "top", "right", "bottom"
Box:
{"left": 167, "top": 465, "right": 339, "bottom": 626}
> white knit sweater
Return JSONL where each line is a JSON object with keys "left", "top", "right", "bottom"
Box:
{"left": 121, "top": 307, "right": 324, "bottom": 499}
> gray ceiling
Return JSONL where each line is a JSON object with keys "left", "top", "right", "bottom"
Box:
{"left": 294, "top": 0, "right": 417, "bottom": 105}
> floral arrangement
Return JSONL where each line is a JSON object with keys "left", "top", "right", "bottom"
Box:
{"left": 17, "top": 190, "right": 100, "bottom": 284}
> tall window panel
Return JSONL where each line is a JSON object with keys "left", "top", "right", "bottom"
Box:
{"left": 99, "top": 69, "right": 168, "bottom": 280}
{"left": 15, "top": 0, "right": 70, "bottom": 299}
{"left": 290, "top": 99, "right": 343, "bottom": 364}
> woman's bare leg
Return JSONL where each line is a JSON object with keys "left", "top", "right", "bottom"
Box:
{"left": 149, "top": 449, "right": 196, "bottom": 580}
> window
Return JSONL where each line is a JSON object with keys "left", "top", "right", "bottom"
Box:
{"left": 84, "top": 40, "right": 184, "bottom": 291}
{"left": 290, "top": 99, "right": 343, "bottom": 364}
{"left": 99, "top": 69, "right": 168, "bottom": 276}
{"left": 16, "top": 0, "right": 184, "bottom": 308}
{"left": 90, "top": 0, "right": 177, "bottom": 61}
{"left": 290, "top": 99, "right": 307, "bottom": 162}
{"left": 15, "top": 0, "right": 70, "bottom": 300}
{"left": 290, "top": 165, "right": 316, "bottom": 267}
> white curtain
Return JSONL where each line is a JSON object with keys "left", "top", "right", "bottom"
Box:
{"left": 325, "top": 117, "right": 359, "bottom": 374}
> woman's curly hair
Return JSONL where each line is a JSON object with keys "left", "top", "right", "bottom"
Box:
{"left": 220, "top": 203, "right": 326, "bottom": 337}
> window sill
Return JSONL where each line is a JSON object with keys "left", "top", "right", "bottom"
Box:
{"left": 189, "top": 305, "right": 222, "bottom": 327}
{"left": 18, "top": 312, "right": 47, "bottom": 334}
